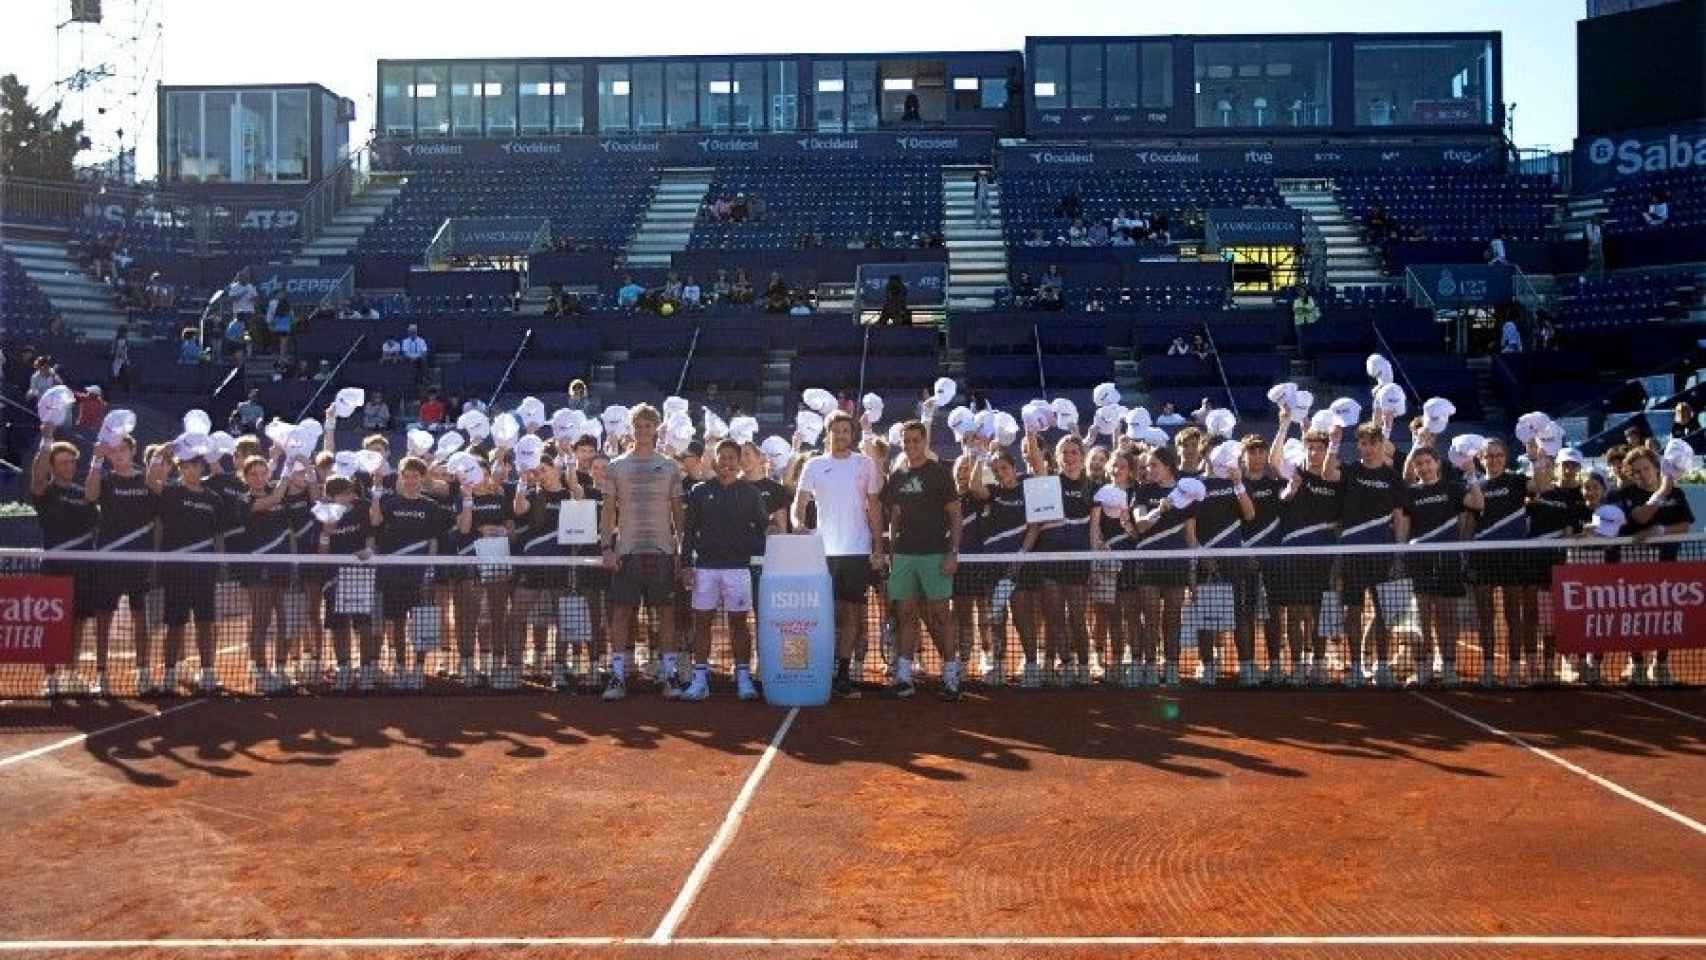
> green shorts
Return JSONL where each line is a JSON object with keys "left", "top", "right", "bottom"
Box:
{"left": 888, "top": 553, "right": 953, "bottom": 602}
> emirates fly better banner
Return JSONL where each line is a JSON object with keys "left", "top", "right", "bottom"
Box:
{"left": 0, "top": 576, "right": 75, "bottom": 665}
{"left": 1551, "top": 562, "right": 1706, "bottom": 654}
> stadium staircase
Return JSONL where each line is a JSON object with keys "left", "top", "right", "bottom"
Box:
{"left": 622, "top": 168, "right": 713, "bottom": 268}
{"left": 1279, "top": 181, "right": 1384, "bottom": 288}
{"left": 942, "top": 166, "right": 1007, "bottom": 311}
{"left": 0, "top": 229, "right": 129, "bottom": 339}
{"left": 293, "top": 174, "right": 408, "bottom": 266}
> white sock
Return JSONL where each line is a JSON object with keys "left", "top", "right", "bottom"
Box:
{"left": 735, "top": 663, "right": 750, "bottom": 677}
{"left": 612, "top": 652, "right": 627, "bottom": 680}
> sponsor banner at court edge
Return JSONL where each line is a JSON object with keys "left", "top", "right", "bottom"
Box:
{"left": 1551, "top": 561, "right": 1706, "bottom": 655}
{"left": 1000, "top": 141, "right": 1500, "bottom": 172}
{"left": 0, "top": 576, "right": 75, "bottom": 665}
{"left": 1573, "top": 118, "right": 1706, "bottom": 192}
{"left": 373, "top": 132, "right": 996, "bottom": 168}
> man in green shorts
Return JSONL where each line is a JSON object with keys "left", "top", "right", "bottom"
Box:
{"left": 879, "top": 420, "right": 962, "bottom": 700}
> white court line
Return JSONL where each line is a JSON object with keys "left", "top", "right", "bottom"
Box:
{"left": 1616, "top": 691, "right": 1706, "bottom": 726}
{"left": 1411, "top": 692, "right": 1706, "bottom": 838}
{"left": 3, "top": 935, "right": 1706, "bottom": 952}
{"left": 0, "top": 699, "right": 206, "bottom": 770}
{"left": 649, "top": 706, "right": 800, "bottom": 944}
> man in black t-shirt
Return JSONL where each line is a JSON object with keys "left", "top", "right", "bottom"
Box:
{"left": 879, "top": 421, "right": 962, "bottom": 700}
{"left": 1337, "top": 423, "right": 1410, "bottom": 687}
{"left": 29, "top": 428, "right": 97, "bottom": 696}
{"left": 1616, "top": 448, "right": 1697, "bottom": 685}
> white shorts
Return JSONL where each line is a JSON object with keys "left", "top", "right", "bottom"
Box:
{"left": 693, "top": 568, "right": 753, "bottom": 613}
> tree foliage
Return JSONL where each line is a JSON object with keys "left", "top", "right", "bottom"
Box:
{"left": 0, "top": 74, "right": 89, "bottom": 181}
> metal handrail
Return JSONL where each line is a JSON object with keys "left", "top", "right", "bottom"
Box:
{"left": 294, "top": 334, "right": 368, "bottom": 421}
{"left": 1404, "top": 267, "right": 1440, "bottom": 313}
{"left": 1511, "top": 265, "right": 1542, "bottom": 321}
{"left": 486, "top": 329, "right": 534, "bottom": 410}
{"left": 1371, "top": 322, "right": 1423, "bottom": 408}
{"left": 1033, "top": 322, "right": 1048, "bottom": 398}
{"left": 1201, "top": 323, "right": 1238, "bottom": 419}
{"left": 676, "top": 322, "right": 703, "bottom": 397}
{"left": 856, "top": 324, "right": 872, "bottom": 399}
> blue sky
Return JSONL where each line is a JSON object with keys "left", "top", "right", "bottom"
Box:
{"left": 1, "top": 0, "right": 1582, "bottom": 177}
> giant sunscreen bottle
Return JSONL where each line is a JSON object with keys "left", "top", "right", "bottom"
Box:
{"left": 755, "top": 533, "right": 835, "bottom": 707}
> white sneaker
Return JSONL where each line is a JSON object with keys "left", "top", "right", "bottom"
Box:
{"left": 135, "top": 667, "right": 155, "bottom": 695}
{"left": 493, "top": 665, "right": 519, "bottom": 691}
{"left": 1415, "top": 661, "right": 1434, "bottom": 687}
{"left": 983, "top": 658, "right": 1004, "bottom": 687}
{"left": 198, "top": 668, "right": 220, "bottom": 693}
{"left": 1344, "top": 665, "right": 1365, "bottom": 689}
{"left": 661, "top": 674, "right": 685, "bottom": 699}
{"left": 736, "top": 669, "right": 759, "bottom": 701}
{"left": 602, "top": 673, "right": 627, "bottom": 701}
{"left": 941, "top": 660, "right": 964, "bottom": 701}
{"left": 1239, "top": 661, "right": 1258, "bottom": 688}
{"left": 679, "top": 671, "right": 710, "bottom": 702}
{"left": 358, "top": 663, "right": 378, "bottom": 692}
{"left": 1309, "top": 661, "right": 1329, "bottom": 686}
{"left": 1163, "top": 663, "right": 1180, "bottom": 687}
{"left": 1372, "top": 663, "right": 1394, "bottom": 689}
{"left": 256, "top": 669, "right": 280, "bottom": 695}
{"left": 1441, "top": 664, "right": 1460, "bottom": 687}
{"left": 1265, "top": 662, "right": 1285, "bottom": 686}
{"left": 1020, "top": 661, "right": 1043, "bottom": 689}
{"left": 461, "top": 657, "right": 481, "bottom": 687}
{"left": 1120, "top": 661, "right": 1142, "bottom": 689}
{"left": 552, "top": 663, "right": 571, "bottom": 692}
{"left": 161, "top": 666, "right": 180, "bottom": 695}
{"left": 1654, "top": 663, "right": 1675, "bottom": 686}
{"left": 334, "top": 665, "right": 354, "bottom": 692}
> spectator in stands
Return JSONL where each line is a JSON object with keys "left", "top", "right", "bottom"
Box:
{"left": 617, "top": 275, "right": 645, "bottom": 309}
{"left": 681, "top": 276, "right": 703, "bottom": 309}
{"left": 877, "top": 274, "right": 911, "bottom": 326}
{"left": 108, "top": 326, "right": 133, "bottom": 396}
{"left": 837, "top": 390, "right": 857, "bottom": 417}
{"left": 1012, "top": 272, "right": 1038, "bottom": 308}
{"left": 1067, "top": 219, "right": 1089, "bottom": 245}
{"left": 1585, "top": 214, "right": 1606, "bottom": 278}
{"left": 901, "top": 93, "right": 922, "bottom": 122}
{"left": 401, "top": 325, "right": 429, "bottom": 371}
{"left": 1673, "top": 403, "right": 1697, "bottom": 441}
{"left": 381, "top": 338, "right": 402, "bottom": 364}
{"left": 219, "top": 312, "right": 246, "bottom": 361}
{"left": 313, "top": 359, "right": 334, "bottom": 382}
{"left": 566, "top": 379, "right": 592, "bottom": 413}
{"left": 1486, "top": 231, "right": 1508, "bottom": 265}
{"left": 234, "top": 389, "right": 265, "bottom": 434}
{"left": 1190, "top": 333, "right": 1215, "bottom": 363}
{"left": 730, "top": 194, "right": 749, "bottom": 223}
{"left": 1166, "top": 335, "right": 1191, "bottom": 357}
{"left": 709, "top": 196, "right": 732, "bottom": 222}
{"left": 417, "top": 391, "right": 446, "bottom": 430}
{"left": 266, "top": 292, "right": 293, "bottom": 357}
{"left": 144, "top": 272, "right": 174, "bottom": 310}
{"left": 1087, "top": 219, "right": 1110, "bottom": 245}
{"left": 1155, "top": 402, "right": 1187, "bottom": 428}
{"left": 764, "top": 272, "right": 790, "bottom": 314}
{"left": 661, "top": 272, "right": 684, "bottom": 304}
{"left": 1036, "top": 264, "right": 1065, "bottom": 311}
{"left": 363, "top": 393, "right": 392, "bottom": 431}
{"left": 227, "top": 269, "right": 260, "bottom": 350}
{"left": 798, "top": 230, "right": 823, "bottom": 249}
{"left": 1366, "top": 205, "right": 1393, "bottom": 246}
{"left": 1084, "top": 290, "right": 1106, "bottom": 313}
{"left": 1534, "top": 313, "right": 1558, "bottom": 351}
{"left": 708, "top": 270, "right": 733, "bottom": 304}
{"left": 178, "top": 328, "right": 202, "bottom": 365}
{"left": 788, "top": 290, "right": 814, "bottom": 317}
{"left": 46, "top": 315, "right": 66, "bottom": 339}
{"left": 973, "top": 172, "right": 993, "bottom": 229}
{"left": 1499, "top": 314, "right": 1524, "bottom": 353}
{"left": 747, "top": 194, "right": 768, "bottom": 222}
{"left": 731, "top": 269, "right": 755, "bottom": 305}
{"left": 1643, "top": 190, "right": 1670, "bottom": 227}
{"left": 1292, "top": 286, "right": 1319, "bottom": 329}
{"left": 1110, "top": 227, "right": 1136, "bottom": 248}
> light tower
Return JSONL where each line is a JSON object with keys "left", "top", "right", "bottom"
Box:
{"left": 53, "top": 0, "right": 165, "bottom": 184}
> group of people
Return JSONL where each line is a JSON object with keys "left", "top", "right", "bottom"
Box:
{"left": 704, "top": 193, "right": 768, "bottom": 224}
{"left": 613, "top": 268, "right": 812, "bottom": 315}
{"left": 18, "top": 360, "right": 1700, "bottom": 701}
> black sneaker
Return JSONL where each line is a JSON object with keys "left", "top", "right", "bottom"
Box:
{"left": 888, "top": 678, "right": 916, "bottom": 700}
{"left": 833, "top": 668, "right": 860, "bottom": 699}
{"left": 937, "top": 681, "right": 962, "bottom": 702}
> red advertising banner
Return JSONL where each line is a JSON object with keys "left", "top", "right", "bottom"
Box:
{"left": 1552, "top": 562, "right": 1706, "bottom": 654}
{"left": 0, "top": 576, "right": 75, "bottom": 665}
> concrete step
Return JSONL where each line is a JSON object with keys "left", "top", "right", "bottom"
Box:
{"left": 622, "top": 255, "right": 672, "bottom": 267}
{"left": 946, "top": 239, "right": 1007, "bottom": 250}
{"left": 948, "top": 296, "right": 996, "bottom": 310}
{"left": 1, "top": 241, "right": 68, "bottom": 259}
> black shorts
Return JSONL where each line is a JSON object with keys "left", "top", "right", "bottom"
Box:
{"left": 1410, "top": 551, "right": 1467, "bottom": 598}
{"left": 1341, "top": 552, "right": 1393, "bottom": 600}
{"left": 42, "top": 558, "right": 96, "bottom": 619}
{"left": 827, "top": 556, "right": 873, "bottom": 605}
{"left": 1468, "top": 547, "right": 1525, "bottom": 587}
{"left": 233, "top": 557, "right": 292, "bottom": 588}
{"left": 1137, "top": 553, "right": 1191, "bottom": 590}
{"left": 162, "top": 571, "right": 216, "bottom": 627}
{"left": 378, "top": 568, "right": 426, "bottom": 621}
{"left": 610, "top": 554, "right": 677, "bottom": 608}
{"left": 90, "top": 557, "right": 153, "bottom": 612}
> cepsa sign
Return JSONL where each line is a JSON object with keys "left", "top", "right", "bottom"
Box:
{"left": 0, "top": 577, "right": 75, "bottom": 664}
{"left": 1552, "top": 562, "right": 1706, "bottom": 654}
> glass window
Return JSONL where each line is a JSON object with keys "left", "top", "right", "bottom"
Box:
{"left": 276, "top": 89, "right": 310, "bottom": 180}
{"left": 813, "top": 61, "right": 844, "bottom": 131}
{"left": 733, "top": 61, "right": 764, "bottom": 131}
{"left": 483, "top": 64, "right": 515, "bottom": 135}
{"left": 451, "top": 65, "right": 482, "bottom": 136}
{"left": 1141, "top": 42, "right": 1174, "bottom": 108}
{"left": 666, "top": 62, "right": 697, "bottom": 130}
{"left": 980, "top": 78, "right": 1008, "bottom": 110}
{"left": 847, "top": 60, "right": 877, "bottom": 130}
{"left": 235, "top": 91, "right": 272, "bottom": 182}
{"left": 203, "top": 90, "right": 234, "bottom": 183}
{"left": 700, "top": 62, "right": 731, "bottom": 131}
{"left": 380, "top": 64, "right": 412, "bottom": 136}
{"left": 1033, "top": 44, "right": 1066, "bottom": 110}
{"left": 598, "top": 63, "right": 630, "bottom": 131}
{"left": 552, "top": 64, "right": 583, "bottom": 133}
{"left": 415, "top": 65, "right": 448, "bottom": 136}
{"left": 631, "top": 62, "right": 663, "bottom": 131}
{"left": 1354, "top": 40, "right": 1494, "bottom": 126}
{"left": 1194, "top": 40, "right": 1329, "bottom": 128}
{"left": 519, "top": 65, "right": 550, "bottom": 134}
{"left": 1070, "top": 44, "right": 1103, "bottom": 108}
{"left": 167, "top": 91, "right": 201, "bottom": 182}
{"left": 768, "top": 60, "right": 798, "bottom": 131}
{"left": 1106, "top": 44, "right": 1138, "bottom": 109}
{"left": 881, "top": 59, "right": 944, "bottom": 122}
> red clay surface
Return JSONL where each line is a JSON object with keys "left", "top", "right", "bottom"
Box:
{"left": 2, "top": 688, "right": 1704, "bottom": 960}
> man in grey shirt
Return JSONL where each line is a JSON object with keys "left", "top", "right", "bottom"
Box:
{"left": 600, "top": 403, "right": 685, "bottom": 700}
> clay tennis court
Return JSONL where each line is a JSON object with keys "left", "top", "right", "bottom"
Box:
{"left": 1, "top": 686, "right": 1704, "bottom": 959}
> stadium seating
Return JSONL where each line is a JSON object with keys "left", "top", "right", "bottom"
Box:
{"left": 693, "top": 159, "right": 943, "bottom": 249}
{"left": 1337, "top": 172, "right": 1552, "bottom": 243}
{"left": 1001, "top": 171, "right": 1281, "bottom": 245}
{"left": 1, "top": 252, "right": 56, "bottom": 337}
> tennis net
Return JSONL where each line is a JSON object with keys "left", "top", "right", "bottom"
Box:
{"left": 1, "top": 536, "right": 1703, "bottom": 699}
